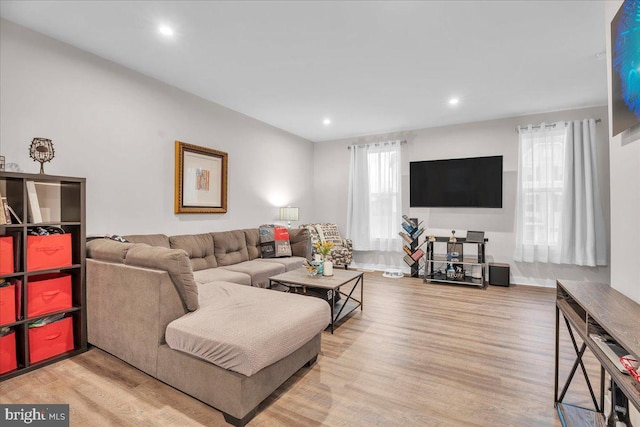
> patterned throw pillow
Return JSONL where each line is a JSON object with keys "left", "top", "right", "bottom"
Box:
{"left": 259, "top": 225, "right": 292, "bottom": 258}
{"left": 315, "top": 223, "right": 343, "bottom": 246}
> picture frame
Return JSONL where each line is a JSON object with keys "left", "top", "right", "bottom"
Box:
{"left": 175, "top": 141, "right": 228, "bottom": 214}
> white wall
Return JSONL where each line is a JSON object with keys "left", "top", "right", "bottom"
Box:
{"left": 314, "top": 106, "right": 610, "bottom": 287}
{"left": 0, "top": 19, "right": 314, "bottom": 235}
{"left": 606, "top": 6, "right": 640, "bottom": 424}
{"left": 606, "top": 1, "right": 640, "bottom": 305}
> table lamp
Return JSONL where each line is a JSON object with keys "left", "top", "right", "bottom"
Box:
{"left": 279, "top": 207, "right": 299, "bottom": 229}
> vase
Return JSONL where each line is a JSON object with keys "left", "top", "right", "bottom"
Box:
{"left": 323, "top": 260, "right": 333, "bottom": 276}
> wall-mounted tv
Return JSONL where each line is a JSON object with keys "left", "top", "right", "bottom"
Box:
{"left": 410, "top": 155, "right": 503, "bottom": 208}
{"left": 611, "top": 0, "right": 640, "bottom": 136}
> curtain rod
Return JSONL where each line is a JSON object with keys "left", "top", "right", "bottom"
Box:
{"left": 515, "top": 118, "right": 601, "bottom": 132}
{"left": 347, "top": 140, "right": 407, "bottom": 150}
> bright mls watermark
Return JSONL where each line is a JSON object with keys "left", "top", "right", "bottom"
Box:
{"left": 1, "top": 405, "right": 69, "bottom": 426}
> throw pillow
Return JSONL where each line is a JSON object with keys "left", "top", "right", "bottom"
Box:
{"left": 315, "top": 223, "right": 344, "bottom": 246}
{"left": 259, "top": 224, "right": 292, "bottom": 258}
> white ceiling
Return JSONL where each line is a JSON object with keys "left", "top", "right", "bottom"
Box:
{"left": 0, "top": 1, "right": 608, "bottom": 142}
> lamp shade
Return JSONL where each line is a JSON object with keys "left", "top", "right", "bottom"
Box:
{"left": 279, "top": 207, "right": 299, "bottom": 221}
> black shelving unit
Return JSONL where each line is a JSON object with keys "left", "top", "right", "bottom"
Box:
{"left": 424, "top": 236, "right": 487, "bottom": 288}
{"left": 0, "top": 171, "right": 87, "bottom": 381}
{"left": 399, "top": 216, "right": 425, "bottom": 278}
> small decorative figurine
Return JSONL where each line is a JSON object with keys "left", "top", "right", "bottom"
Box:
{"left": 29, "top": 137, "right": 55, "bottom": 174}
{"left": 449, "top": 230, "right": 457, "bottom": 242}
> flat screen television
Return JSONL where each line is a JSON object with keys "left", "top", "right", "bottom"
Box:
{"left": 611, "top": 0, "right": 640, "bottom": 136}
{"left": 410, "top": 155, "right": 503, "bottom": 208}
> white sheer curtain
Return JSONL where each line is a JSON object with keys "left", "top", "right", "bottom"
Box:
{"left": 347, "top": 141, "right": 402, "bottom": 251}
{"left": 514, "top": 119, "right": 606, "bottom": 266}
{"left": 560, "top": 119, "right": 607, "bottom": 266}
{"left": 514, "top": 122, "right": 566, "bottom": 263}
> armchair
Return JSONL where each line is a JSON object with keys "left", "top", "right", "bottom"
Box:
{"left": 301, "top": 223, "right": 353, "bottom": 269}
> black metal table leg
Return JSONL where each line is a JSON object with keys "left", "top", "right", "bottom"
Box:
{"left": 555, "top": 305, "right": 560, "bottom": 406}
{"left": 556, "top": 314, "right": 600, "bottom": 412}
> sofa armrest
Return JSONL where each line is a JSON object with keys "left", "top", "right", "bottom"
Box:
{"left": 87, "top": 239, "right": 199, "bottom": 312}
{"left": 86, "top": 238, "right": 134, "bottom": 263}
{"left": 343, "top": 238, "right": 353, "bottom": 251}
{"left": 125, "top": 245, "right": 199, "bottom": 311}
{"left": 87, "top": 259, "right": 187, "bottom": 377}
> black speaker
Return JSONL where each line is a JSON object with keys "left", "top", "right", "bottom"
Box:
{"left": 489, "top": 263, "right": 510, "bottom": 287}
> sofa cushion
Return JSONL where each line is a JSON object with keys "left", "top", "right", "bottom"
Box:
{"left": 257, "top": 256, "right": 306, "bottom": 272}
{"left": 212, "top": 230, "right": 249, "bottom": 266}
{"left": 86, "top": 239, "right": 134, "bottom": 263}
{"left": 124, "top": 234, "right": 171, "bottom": 248}
{"left": 193, "top": 268, "right": 252, "bottom": 287}
{"left": 165, "top": 281, "right": 330, "bottom": 376}
{"left": 169, "top": 233, "right": 217, "bottom": 271}
{"left": 258, "top": 224, "right": 292, "bottom": 258}
{"left": 219, "top": 260, "right": 285, "bottom": 288}
{"left": 243, "top": 229, "right": 260, "bottom": 260}
{"left": 125, "top": 245, "right": 199, "bottom": 312}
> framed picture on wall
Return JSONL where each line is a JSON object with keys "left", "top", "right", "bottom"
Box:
{"left": 175, "top": 140, "right": 228, "bottom": 214}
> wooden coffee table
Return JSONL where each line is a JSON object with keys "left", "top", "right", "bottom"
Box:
{"left": 269, "top": 269, "right": 363, "bottom": 334}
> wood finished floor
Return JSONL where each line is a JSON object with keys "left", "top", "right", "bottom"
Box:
{"left": 0, "top": 272, "right": 602, "bottom": 426}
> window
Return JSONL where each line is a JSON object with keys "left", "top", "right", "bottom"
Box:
{"left": 367, "top": 147, "right": 401, "bottom": 242}
{"left": 514, "top": 119, "right": 606, "bottom": 267}
{"left": 514, "top": 124, "right": 567, "bottom": 263}
{"left": 347, "top": 141, "right": 402, "bottom": 252}
{"left": 521, "top": 132, "right": 565, "bottom": 244}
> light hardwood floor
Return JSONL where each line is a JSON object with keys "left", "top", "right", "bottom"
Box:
{"left": 0, "top": 272, "right": 602, "bottom": 426}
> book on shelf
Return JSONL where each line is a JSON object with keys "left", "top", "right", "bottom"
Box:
{"left": 398, "top": 232, "right": 413, "bottom": 245}
{"left": 6, "top": 205, "right": 21, "bottom": 224}
{"left": 0, "top": 195, "right": 5, "bottom": 225}
{"left": 411, "top": 248, "right": 424, "bottom": 262}
{"left": 402, "top": 215, "right": 417, "bottom": 228}
{"left": 402, "top": 245, "right": 413, "bottom": 256}
{"left": 411, "top": 227, "right": 424, "bottom": 239}
{"left": 26, "top": 180, "right": 43, "bottom": 223}
{"left": 403, "top": 254, "right": 416, "bottom": 267}
{"left": 1, "top": 197, "right": 11, "bottom": 225}
{"left": 401, "top": 221, "right": 416, "bottom": 234}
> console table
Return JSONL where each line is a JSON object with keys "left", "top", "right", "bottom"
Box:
{"left": 555, "top": 280, "right": 640, "bottom": 426}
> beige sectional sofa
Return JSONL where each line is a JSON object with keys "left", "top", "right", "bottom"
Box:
{"left": 86, "top": 228, "right": 330, "bottom": 426}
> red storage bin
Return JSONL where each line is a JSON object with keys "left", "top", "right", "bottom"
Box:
{"left": 28, "top": 273, "right": 72, "bottom": 318}
{"left": 0, "top": 236, "right": 14, "bottom": 274}
{"left": 0, "top": 331, "right": 17, "bottom": 374}
{"left": 0, "top": 283, "right": 16, "bottom": 325}
{"left": 26, "top": 234, "right": 72, "bottom": 272}
{"left": 29, "top": 317, "right": 74, "bottom": 364}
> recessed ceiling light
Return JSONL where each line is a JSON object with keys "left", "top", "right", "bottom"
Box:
{"left": 448, "top": 98, "right": 460, "bottom": 106}
{"left": 323, "top": 118, "right": 331, "bottom": 125}
{"left": 158, "top": 25, "right": 174, "bottom": 37}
